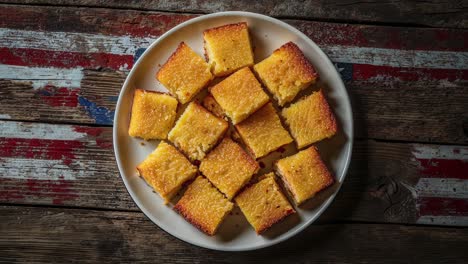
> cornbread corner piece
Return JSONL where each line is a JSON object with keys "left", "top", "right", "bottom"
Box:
{"left": 156, "top": 42, "right": 213, "bottom": 104}
{"left": 282, "top": 90, "right": 337, "bottom": 149}
{"left": 128, "top": 89, "right": 178, "bottom": 140}
{"left": 174, "top": 176, "right": 234, "bottom": 236}
{"left": 202, "top": 94, "right": 225, "bottom": 118}
{"left": 210, "top": 67, "right": 270, "bottom": 124}
{"left": 253, "top": 41, "right": 317, "bottom": 106}
{"left": 136, "top": 141, "right": 197, "bottom": 204}
{"left": 200, "top": 137, "right": 259, "bottom": 199}
{"left": 235, "top": 173, "right": 295, "bottom": 234}
{"left": 203, "top": 22, "right": 254, "bottom": 76}
{"left": 168, "top": 102, "right": 228, "bottom": 161}
{"left": 275, "top": 146, "right": 334, "bottom": 205}
{"left": 235, "top": 103, "right": 293, "bottom": 158}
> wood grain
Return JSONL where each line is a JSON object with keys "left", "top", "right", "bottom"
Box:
{"left": 0, "top": 205, "right": 467, "bottom": 263}
{"left": 2, "top": 0, "right": 468, "bottom": 28}
{"left": 1, "top": 121, "right": 466, "bottom": 225}
{"left": 0, "top": 6, "right": 466, "bottom": 143}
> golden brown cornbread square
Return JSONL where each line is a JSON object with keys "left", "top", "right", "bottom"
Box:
{"left": 202, "top": 94, "right": 225, "bottom": 118}
{"left": 128, "top": 89, "right": 178, "bottom": 140}
{"left": 235, "top": 173, "right": 295, "bottom": 234}
{"left": 203, "top": 22, "right": 254, "bottom": 76}
{"left": 253, "top": 42, "right": 317, "bottom": 106}
{"left": 282, "top": 90, "right": 337, "bottom": 149}
{"left": 200, "top": 137, "right": 259, "bottom": 199}
{"left": 235, "top": 103, "right": 293, "bottom": 158}
{"left": 275, "top": 146, "right": 334, "bottom": 205}
{"left": 168, "top": 102, "right": 228, "bottom": 161}
{"left": 210, "top": 67, "right": 270, "bottom": 124}
{"left": 174, "top": 176, "right": 234, "bottom": 236}
{"left": 156, "top": 42, "right": 213, "bottom": 104}
{"left": 137, "top": 142, "right": 197, "bottom": 204}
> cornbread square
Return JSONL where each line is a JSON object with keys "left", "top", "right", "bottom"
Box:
{"left": 128, "top": 89, "right": 178, "bottom": 140}
{"left": 168, "top": 102, "right": 228, "bottom": 161}
{"left": 137, "top": 142, "right": 197, "bottom": 204}
{"left": 156, "top": 42, "right": 213, "bottom": 104}
{"left": 202, "top": 94, "right": 225, "bottom": 118}
{"left": 275, "top": 146, "right": 334, "bottom": 205}
{"left": 235, "top": 173, "right": 295, "bottom": 234}
{"left": 200, "top": 137, "right": 259, "bottom": 199}
{"left": 203, "top": 22, "right": 254, "bottom": 76}
{"left": 282, "top": 90, "right": 337, "bottom": 149}
{"left": 253, "top": 42, "right": 317, "bottom": 106}
{"left": 235, "top": 103, "right": 293, "bottom": 158}
{"left": 210, "top": 67, "right": 269, "bottom": 124}
{"left": 174, "top": 176, "right": 234, "bottom": 236}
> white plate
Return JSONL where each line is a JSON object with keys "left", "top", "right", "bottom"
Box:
{"left": 113, "top": 11, "right": 353, "bottom": 251}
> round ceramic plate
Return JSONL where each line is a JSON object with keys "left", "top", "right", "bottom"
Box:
{"left": 113, "top": 11, "right": 353, "bottom": 251}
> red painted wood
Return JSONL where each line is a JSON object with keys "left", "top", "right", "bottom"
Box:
{"left": 0, "top": 47, "right": 133, "bottom": 70}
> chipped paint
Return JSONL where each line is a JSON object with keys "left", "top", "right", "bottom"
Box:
{"left": 412, "top": 144, "right": 468, "bottom": 160}
{"left": 0, "top": 157, "right": 92, "bottom": 180}
{"left": 407, "top": 144, "right": 468, "bottom": 226}
{"left": 78, "top": 96, "right": 115, "bottom": 125}
{"left": 417, "top": 216, "right": 468, "bottom": 226}
{"left": 0, "top": 28, "right": 155, "bottom": 55}
{"left": 1, "top": 28, "right": 467, "bottom": 71}
{"left": 0, "top": 121, "right": 93, "bottom": 140}
{"left": 0, "top": 64, "right": 83, "bottom": 89}
{"left": 0, "top": 47, "right": 134, "bottom": 71}
{"left": 414, "top": 178, "right": 467, "bottom": 199}
{"left": 323, "top": 46, "right": 468, "bottom": 69}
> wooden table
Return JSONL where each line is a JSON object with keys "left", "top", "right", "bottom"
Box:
{"left": 0, "top": 1, "right": 467, "bottom": 262}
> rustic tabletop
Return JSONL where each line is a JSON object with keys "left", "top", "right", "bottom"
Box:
{"left": 0, "top": 1, "right": 467, "bottom": 263}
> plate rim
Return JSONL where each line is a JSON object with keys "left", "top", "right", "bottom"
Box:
{"left": 113, "top": 11, "right": 354, "bottom": 251}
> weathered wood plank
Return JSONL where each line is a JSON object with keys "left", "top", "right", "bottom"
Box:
{"left": 0, "top": 6, "right": 467, "bottom": 143}
{"left": 1, "top": 121, "right": 467, "bottom": 226}
{"left": 0, "top": 206, "right": 466, "bottom": 263}
{"left": 2, "top": 0, "right": 468, "bottom": 28}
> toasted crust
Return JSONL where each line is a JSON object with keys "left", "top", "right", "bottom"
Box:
{"left": 128, "top": 89, "right": 178, "bottom": 140}
{"left": 282, "top": 90, "right": 337, "bottom": 149}
{"left": 253, "top": 41, "right": 317, "bottom": 106}
{"left": 200, "top": 137, "right": 259, "bottom": 199}
{"left": 174, "top": 176, "right": 234, "bottom": 236}
{"left": 235, "top": 173, "right": 296, "bottom": 234}
{"left": 235, "top": 103, "right": 293, "bottom": 158}
{"left": 275, "top": 146, "right": 334, "bottom": 205}
{"left": 203, "top": 22, "right": 254, "bottom": 76}
{"left": 156, "top": 42, "right": 213, "bottom": 104}
{"left": 168, "top": 102, "right": 228, "bottom": 161}
{"left": 210, "top": 67, "right": 270, "bottom": 124}
{"left": 202, "top": 94, "right": 225, "bottom": 118}
{"left": 136, "top": 141, "right": 197, "bottom": 204}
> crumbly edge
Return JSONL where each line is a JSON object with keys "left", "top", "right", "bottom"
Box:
{"left": 136, "top": 162, "right": 195, "bottom": 205}
{"left": 273, "top": 162, "right": 301, "bottom": 205}
{"left": 200, "top": 137, "right": 259, "bottom": 199}
{"left": 202, "top": 93, "right": 225, "bottom": 118}
{"left": 277, "top": 41, "right": 317, "bottom": 80}
{"left": 284, "top": 90, "right": 338, "bottom": 149}
{"left": 128, "top": 89, "right": 178, "bottom": 140}
{"left": 203, "top": 22, "right": 248, "bottom": 35}
{"left": 156, "top": 42, "right": 188, "bottom": 81}
{"left": 274, "top": 147, "right": 336, "bottom": 205}
{"left": 306, "top": 146, "right": 335, "bottom": 191}
{"left": 173, "top": 180, "right": 234, "bottom": 236}
{"left": 203, "top": 22, "right": 252, "bottom": 77}
{"left": 155, "top": 42, "right": 211, "bottom": 103}
{"left": 169, "top": 102, "right": 229, "bottom": 161}
{"left": 235, "top": 175, "right": 296, "bottom": 234}
{"left": 256, "top": 207, "right": 295, "bottom": 234}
